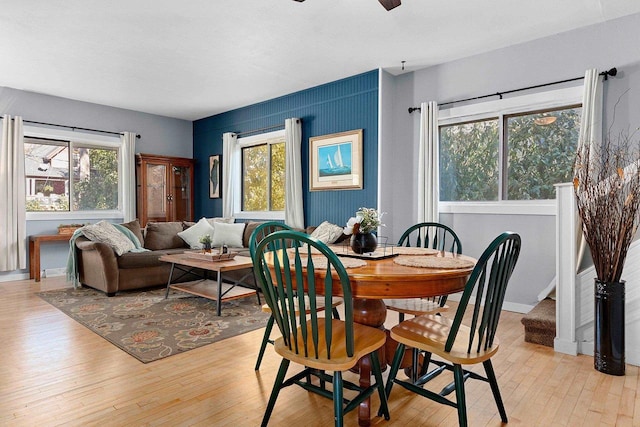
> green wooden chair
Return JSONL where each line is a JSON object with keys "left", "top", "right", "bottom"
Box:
{"left": 253, "top": 230, "right": 390, "bottom": 426}
{"left": 248, "top": 222, "right": 342, "bottom": 370}
{"left": 383, "top": 232, "right": 521, "bottom": 427}
{"left": 385, "top": 222, "right": 463, "bottom": 322}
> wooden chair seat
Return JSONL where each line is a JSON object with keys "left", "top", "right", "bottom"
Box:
{"left": 385, "top": 299, "right": 449, "bottom": 317}
{"left": 390, "top": 313, "right": 499, "bottom": 365}
{"left": 262, "top": 296, "right": 343, "bottom": 314}
{"left": 274, "top": 318, "right": 386, "bottom": 371}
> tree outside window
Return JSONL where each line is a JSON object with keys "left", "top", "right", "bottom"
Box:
{"left": 439, "top": 106, "right": 581, "bottom": 201}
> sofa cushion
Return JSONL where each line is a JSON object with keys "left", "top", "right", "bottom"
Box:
{"left": 178, "top": 217, "right": 216, "bottom": 249}
{"left": 144, "top": 222, "right": 187, "bottom": 250}
{"left": 120, "top": 219, "right": 144, "bottom": 247}
{"left": 117, "top": 248, "right": 186, "bottom": 269}
{"left": 212, "top": 222, "right": 246, "bottom": 248}
{"left": 81, "top": 220, "right": 136, "bottom": 256}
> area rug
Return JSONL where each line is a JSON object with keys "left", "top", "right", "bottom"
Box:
{"left": 38, "top": 286, "right": 269, "bottom": 363}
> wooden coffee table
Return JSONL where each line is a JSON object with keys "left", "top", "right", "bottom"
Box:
{"left": 159, "top": 252, "right": 256, "bottom": 316}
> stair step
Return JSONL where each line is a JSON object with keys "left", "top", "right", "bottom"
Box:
{"left": 521, "top": 298, "right": 556, "bottom": 348}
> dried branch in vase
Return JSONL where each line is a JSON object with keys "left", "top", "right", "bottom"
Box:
{"left": 573, "top": 131, "right": 640, "bottom": 283}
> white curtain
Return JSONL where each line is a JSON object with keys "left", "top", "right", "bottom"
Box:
{"left": 575, "top": 68, "right": 603, "bottom": 271}
{"left": 0, "top": 115, "right": 26, "bottom": 271}
{"left": 121, "top": 132, "right": 137, "bottom": 222}
{"left": 284, "top": 118, "right": 304, "bottom": 229}
{"left": 417, "top": 101, "right": 440, "bottom": 224}
{"left": 222, "top": 132, "right": 237, "bottom": 218}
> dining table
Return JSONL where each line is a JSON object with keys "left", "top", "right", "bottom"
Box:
{"left": 316, "top": 245, "right": 477, "bottom": 426}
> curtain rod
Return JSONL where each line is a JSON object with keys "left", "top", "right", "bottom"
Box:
{"left": 234, "top": 123, "right": 286, "bottom": 138}
{"left": 407, "top": 67, "right": 618, "bottom": 114}
{"left": 0, "top": 116, "right": 140, "bottom": 138}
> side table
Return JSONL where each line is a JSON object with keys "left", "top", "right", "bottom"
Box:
{"left": 29, "top": 234, "right": 72, "bottom": 282}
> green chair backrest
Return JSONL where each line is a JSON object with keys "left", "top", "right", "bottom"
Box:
{"left": 253, "top": 230, "right": 354, "bottom": 359}
{"left": 398, "top": 222, "right": 463, "bottom": 254}
{"left": 248, "top": 221, "right": 294, "bottom": 258}
{"left": 445, "top": 232, "right": 521, "bottom": 354}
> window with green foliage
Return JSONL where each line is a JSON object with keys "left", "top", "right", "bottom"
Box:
{"left": 241, "top": 137, "right": 285, "bottom": 212}
{"left": 440, "top": 105, "right": 581, "bottom": 201}
{"left": 25, "top": 136, "right": 119, "bottom": 212}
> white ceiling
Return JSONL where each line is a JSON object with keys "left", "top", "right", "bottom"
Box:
{"left": 1, "top": 0, "right": 639, "bottom": 121}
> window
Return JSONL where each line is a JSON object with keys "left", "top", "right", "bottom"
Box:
{"left": 438, "top": 87, "right": 583, "bottom": 205}
{"left": 235, "top": 130, "right": 285, "bottom": 218}
{"left": 24, "top": 127, "right": 122, "bottom": 216}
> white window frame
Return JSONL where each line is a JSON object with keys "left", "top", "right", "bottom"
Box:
{"left": 232, "top": 129, "right": 285, "bottom": 221}
{"left": 438, "top": 85, "right": 583, "bottom": 216}
{"left": 25, "top": 125, "right": 125, "bottom": 221}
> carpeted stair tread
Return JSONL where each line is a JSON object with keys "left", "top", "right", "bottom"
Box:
{"left": 521, "top": 298, "right": 556, "bottom": 348}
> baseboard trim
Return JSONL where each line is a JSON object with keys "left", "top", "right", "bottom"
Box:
{"left": 446, "top": 293, "right": 533, "bottom": 314}
{"left": 555, "top": 338, "right": 579, "bottom": 356}
{"left": 0, "top": 272, "right": 30, "bottom": 283}
{"left": 44, "top": 268, "right": 66, "bottom": 278}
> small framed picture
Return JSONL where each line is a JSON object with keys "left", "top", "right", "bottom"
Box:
{"left": 209, "top": 155, "right": 221, "bottom": 199}
{"left": 309, "top": 129, "right": 363, "bottom": 191}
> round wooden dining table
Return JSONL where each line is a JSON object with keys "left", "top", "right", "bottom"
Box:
{"left": 313, "top": 248, "right": 476, "bottom": 426}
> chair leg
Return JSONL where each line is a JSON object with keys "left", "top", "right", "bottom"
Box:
{"left": 453, "top": 364, "right": 468, "bottom": 427}
{"left": 371, "top": 350, "right": 390, "bottom": 420}
{"left": 419, "top": 351, "right": 433, "bottom": 377}
{"left": 261, "top": 358, "right": 290, "bottom": 427}
{"left": 483, "top": 360, "right": 508, "bottom": 423}
{"left": 384, "top": 342, "right": 405, "bottom": 399}
{"left": 333, "top": 371, "right": 343, "bottom": 427}
{"left": 411, "top": 347, "right": 420, "bottom": 383}
{"left": 398, "top": 312, "right": 405, "bottom": 322}
{"left": 255, "top": 315, "right": 275, "bottom": 370}
{"left": 331, "top": 307, "right": 340, "bottom": 320}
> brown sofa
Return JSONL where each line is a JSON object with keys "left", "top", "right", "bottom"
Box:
{"left": 74, "top": 220, "right": 318, "bottom": 296}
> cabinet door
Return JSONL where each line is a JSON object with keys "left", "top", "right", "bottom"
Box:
{"left": 145, "top": 161, "right": 169, "bottom": 223}
{"left": 170, "top": 164, "right": 192, "bottom": 223}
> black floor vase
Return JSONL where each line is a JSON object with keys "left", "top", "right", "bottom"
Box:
{"left": 594, "top": 279, "right": 625, "bottom": 376}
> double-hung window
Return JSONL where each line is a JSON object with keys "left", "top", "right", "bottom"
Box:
{"left": 234, "top": 130, "right": 285, "bottom": 220}
{"left": 438, "top": 86, "right": 583, "bottom": 214}
{"left": 24, "top": 126, "right": 123, "bottom": 219}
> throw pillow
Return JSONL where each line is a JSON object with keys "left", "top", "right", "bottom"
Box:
{"left": 310, "top": 221, "right": 344, "bottom": 244}
{"left": 144, "top": 222, "right": 186, "bottom": 250}
{"left": 82, "top": 220, "right": 136, "bottom": 256}
{"left": 178, "top": 217, "right": 216, "bottom": 249}
{"left": 206, "top": 217, "right": 235, "bottom": 226}
{"left": 119, "top": 219, "right": 144, "bottom": 247}
{"left": 212, "top": 222, "right": 246, "bottom": 248}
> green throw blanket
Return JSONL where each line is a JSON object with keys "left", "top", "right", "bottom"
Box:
{"left": 66, "top": 223, "right": 149, "bottom": 288}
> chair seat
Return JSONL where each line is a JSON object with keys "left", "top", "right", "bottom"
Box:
{"left": 262, "top": 296, "right": 343, "bottom": 314}
{"left": 384, "top": 298, "right": 448, "bottom": 316}
{"left": 274, "top": 318, "right": 386, "bottom": 371}
{"left": 390, "top": 314, "right": 500, "bottom": 365}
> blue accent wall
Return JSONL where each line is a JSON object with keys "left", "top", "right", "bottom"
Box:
{"left": 193, "top": 70, "right": 379, "bottom": 227}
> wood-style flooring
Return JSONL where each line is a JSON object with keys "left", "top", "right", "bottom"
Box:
{"left": 1, "top": 276, "right": 638, "bottom": 426}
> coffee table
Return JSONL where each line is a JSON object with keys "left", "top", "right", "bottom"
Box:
{"left": 159, "top": 252, "right": 256, "bottom": 316}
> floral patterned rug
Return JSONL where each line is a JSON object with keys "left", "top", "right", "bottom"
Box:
{"left": 38, "top": 286, "right": 269, "bottom": 363}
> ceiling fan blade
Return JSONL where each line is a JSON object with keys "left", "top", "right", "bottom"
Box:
{"left": 379, "top": 0, "right": 401, "bottom": 10}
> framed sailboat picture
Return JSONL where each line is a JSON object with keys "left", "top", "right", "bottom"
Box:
{"left": 309, "top": 129, "right": 363, "bottom": 191}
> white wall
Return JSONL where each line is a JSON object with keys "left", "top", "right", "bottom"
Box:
{"left": 381, "top": 12, "right": 640, "bottom": 309}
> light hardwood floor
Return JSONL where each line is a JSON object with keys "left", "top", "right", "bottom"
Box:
{"left": 1, "top": 276, "right": 638, "bottom": 426}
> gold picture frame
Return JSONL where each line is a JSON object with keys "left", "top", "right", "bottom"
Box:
{"left": 309, "top": 129, "right": 363, "bottom": 191}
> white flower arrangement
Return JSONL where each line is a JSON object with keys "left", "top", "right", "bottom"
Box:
{"left": 343, "top": 207, "right": 384, "bottom": 235}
